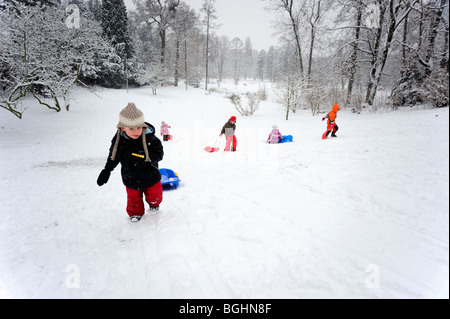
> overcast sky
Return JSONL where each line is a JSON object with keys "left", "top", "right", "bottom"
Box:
{"left": 124, "top": 0, "right": 279, "bottom": 52}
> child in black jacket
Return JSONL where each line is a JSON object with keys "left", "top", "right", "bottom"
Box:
{"left": 97, "top": 103, "right": 164, "bottom": 222}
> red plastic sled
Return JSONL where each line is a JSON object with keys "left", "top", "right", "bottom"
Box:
{"left": 204, "top": 146, "right": 219, "bottom": 153}
{"left": 205, "top": 135, "right": 223, "bottom": 153}
{"left": 322, "top": 124, "right": 335, "bottom": 140}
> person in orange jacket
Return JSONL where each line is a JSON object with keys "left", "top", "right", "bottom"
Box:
{"left": 322, "top": 104, "right": 340, "bottom": 138}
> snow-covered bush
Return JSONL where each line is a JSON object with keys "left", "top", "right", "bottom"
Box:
{"left": 256, "top": 85, "right": 268, "bottom": 101}
{"left": 304, "top": 82, "right": 326, "bottom": 116}
{"left": 391, "top": 64, "right": 448, "bottom": 109}
{"left": 420, "top": 70, "right": 449, "bottom": 108}
{"left": 135, "top": 62, "right": 169, "bottom": 95}
{"left": 226, "top": 92, "right": 260, "bottom": 116}
{"left": 391, "top": 64, "right": 424, "bottom": 108}
{"left": 274, "top": 75, "right": 304, "bottom": 120}
{"left": 245, "top": 92, "right": 261, "bottom": 115}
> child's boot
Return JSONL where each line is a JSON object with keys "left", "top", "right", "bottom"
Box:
{"left": 130, "top": 216, "right": 142, "bottom": 223}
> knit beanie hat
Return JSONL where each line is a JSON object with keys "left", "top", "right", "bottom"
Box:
{"left": 117, "top": 103, "right": 147, "bottom": 129}
{"left": 111, "top": 103, "right": 151, "bottom": 163}
{"left": 230, "top": 116, "right": 237, "bottom": 122}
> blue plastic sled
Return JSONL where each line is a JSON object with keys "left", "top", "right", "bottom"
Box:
{"left": 280, "top": 135, "right": 293, "bottom": 143}
{"left": 159, "top": 168, "right": 180, "bottom": 190}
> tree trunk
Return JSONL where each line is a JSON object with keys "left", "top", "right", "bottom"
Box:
{"left": 307, "top": 0, "right": 322, "bottom": 80}
{"left": 284, "top": 0, "right": 304, "bottom": 76}
{"left": 160, "top": 29, "right": 166, "bottom": 66}
{"left": 205, "top": 16, "right": 210, "bottom": 90}
{"left": 365, "top": 0, "right": 387, "bottom": 105}
{"left": 174, "top": 37, "right": 180, "bottom": 87}
{"left": 423, "top": 0, "right": 446, "bottom": 77}
{"left": 366, "top": 0, "right": 408, "bottom": 105}
{"left": 346, "top": 1, "right": 363, "bottom": 105}
{"left": 184, "top": 39, "right": 189, "bottom": 90}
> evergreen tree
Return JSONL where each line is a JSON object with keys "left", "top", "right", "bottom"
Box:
{"left": 87, "top": 0, "right": 102, "bottom": 21}
{"left": 256, "top": 50, "right": 266, "bottom": 81}
{"left": 101, "top": 0, "right": 133, "bottom": 59}
{"left": 265, "top": 46, "right": 277, "bottom": 82}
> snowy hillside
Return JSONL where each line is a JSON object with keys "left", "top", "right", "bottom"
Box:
{"left": 0, "top": 82, "right": 448, "bottom": 299}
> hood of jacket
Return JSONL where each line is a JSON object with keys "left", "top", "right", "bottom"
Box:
{"left": 121, "top": 122, "right": 155, "bottom": 139}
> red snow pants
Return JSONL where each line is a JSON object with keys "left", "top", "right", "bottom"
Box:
{"left": 224, "top": 135, "right": 238, "bottom": 151}
{"left": 125, "top": 182, "right": 163, "bottom": 217}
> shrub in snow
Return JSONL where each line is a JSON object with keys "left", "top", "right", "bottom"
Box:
{"left": 391, "top": 64, "right": 424, "bottom": 108}
{"left": 420, "top": 70, "right": 449, "bottom": 108}
{"left": 226, "top": 92, "right": 261, "bottom": 116}
{"left": 304, "top": 82, "right": 326, "bottom": 116}
{"left": 135, "top": 62, "right": 169, "bottom": 95}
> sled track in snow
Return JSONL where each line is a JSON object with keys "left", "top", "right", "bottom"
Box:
{"left": 33, "top": 157, "right": 105, "bottom": 169}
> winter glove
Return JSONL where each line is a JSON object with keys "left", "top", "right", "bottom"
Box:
{"left": 97, "top": 169, "right": 111, "bottom": 186}
{"left": 322, "top": 117, "right": 325, "bottom": 121}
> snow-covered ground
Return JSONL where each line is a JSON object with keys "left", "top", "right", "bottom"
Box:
{"left": 0, "top": 81, "right": 448, "bottom": 299}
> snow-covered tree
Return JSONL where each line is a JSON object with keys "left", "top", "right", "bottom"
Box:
{"left": 134, "top": 0, "right": 180, "bottom": 68}
{"left": 201, "top": 0, "right": 218, "bottom": 90}
{"left": 274, "top": 45, "right": 305, "bottom": 120}
{"left": 304, "top": 79, "right": 326, "bottom": 115}
{"left": 268, "top": 0, "right": 305, "bottom": 76}
{"left": 265, "top": 46, "right": 278, "bottom": 82}
{"left": 0, "top": 4, "right": 100, "bottom": 118}
{"left": 101, "top": 0, "right": 133, "bottom": 59}
{"left": 230, "top": 37, "right": 243, "bottom": 84}
{"left": 216, "top": 36, "right": 229, "bottom": 84}
{"left": 243, "top": 37, "right": 254, "bottom": 80}
{"left": 170, "top": 2, "right": 199, "bottom": 88}
{"left": 0, "top": 0, "right": 59, "bottom": 9}
{"left": 391, "top": 0, "right": 449, "bottom": 108}
{"left": 99, "top": 0, "right": 134, "bottom": 88}
{"left": 136, "top": 61, "right": 169, "bottom": 95}
{"left": 256, "top": 50, "right": 267, "bottom": 81}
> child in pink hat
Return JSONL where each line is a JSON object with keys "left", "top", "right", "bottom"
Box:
{"left": 160, "top": 121, "right": 171, "bottom": 141}
{"left": 267, "top": 125, "right": 283, "bottom": 144}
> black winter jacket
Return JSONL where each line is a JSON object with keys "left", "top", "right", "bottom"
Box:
{"left": 221, "top": 120, "right": 236, "bottom": 137}
{"left": 104, "top": 123, "right": 164, "bottom": 190}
